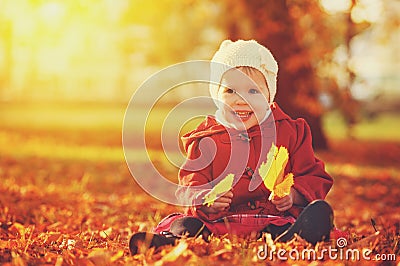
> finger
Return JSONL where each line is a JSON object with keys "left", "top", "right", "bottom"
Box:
{"left": 276, "top": 201, "right": 292, "bottom": 212}
{"left": 211, "top": 201, "right": 230, "bottom": 209}
{"left": 202, "top": 206, "right": 223, "bottom": 214}
{"left": 205, "top": 208, "right": 217, "bottom": 214}
{"left": 277, "top": 201, "right": 291, "bottom": 208}
{"left": 272, "top": 195, "right": 290, "bottom": 205}
{"left": 223, "top": 191, "right": 234, "bottom": 198}
{"left": 215, "top": 196, "right": 232, "bottom": 204}
{"left": 276, "top": 204, "right": 291, "bottom": 212}
{"left": 209, "top": 206, "right": 228, "bottom": 213}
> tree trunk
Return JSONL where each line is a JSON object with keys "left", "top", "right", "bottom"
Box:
{"left": 225, "top": 0, "right": 329, "bottom": 150}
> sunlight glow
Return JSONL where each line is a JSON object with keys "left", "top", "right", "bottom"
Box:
{"left": 351, "top": 0, "right": 383, "bottom": 23}
{"left": 39, "top": 2, "right": 65, "bottom": 24}
{"left": 0, "top": 0, "right": 131, "bottom": 101}
{"left": 320, "top": 0, "right": 351, "bottom": 13}
{"left": 320, "top": 0, "right": 383, "bottom": 23}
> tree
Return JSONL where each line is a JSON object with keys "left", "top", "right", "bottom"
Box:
{"left": 221, "top": 0, "right": 338, "bottom": 150}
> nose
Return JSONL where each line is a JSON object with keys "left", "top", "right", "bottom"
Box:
{"left": 233, "top": 92, "right": 247, "bottom": 105}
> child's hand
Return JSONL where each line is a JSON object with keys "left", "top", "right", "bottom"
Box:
{"left": 201, "top": 190, "right": 233, "bottom": 214}
{"left": 271, "top": 191, "right": 293, "bottom": 212}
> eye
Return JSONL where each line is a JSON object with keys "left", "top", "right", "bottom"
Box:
{"left": 248, "top": 88, "right": 259, "bottom": 94}
{"left": 223, "top": 87, "right": 235, "bottom": 94}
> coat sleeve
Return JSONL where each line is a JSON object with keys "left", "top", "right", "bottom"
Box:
{"left": 175, "top": 138, "right": 213, "bottom": 213}
{"left": 288, "top": 119, "right": 333, "bottom": 215}
{"left": 176, "top": 136, "right": 232, "bottom": 221}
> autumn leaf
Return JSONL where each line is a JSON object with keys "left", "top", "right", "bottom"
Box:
{"left": 9, "top": 222, "right": 26, "bottom": 239}
{"left": 155, "top": 241, "right": 188, "bottom": 265}
{"left": 110, "top": 250, "right": 124, "bottom": 263}
{"left": 259, "top": 143, "right": 293, "bottom": 200}
{"left": 258, "top": 143, "right": 277, "bottom": 189}
{"left": 99, "top": 227, "right": 112, "bottom": 239}
{"left": 203, "top": 174, "right": 234, "bottom": 207}
{"left": 1, "top": 105, "right": 399, "bottom": 265}
{"left": 0, "top": 240, "right": 9, "bottom": 249}
{"left": 273, "top": 173, "right": 294, "bottom": 198}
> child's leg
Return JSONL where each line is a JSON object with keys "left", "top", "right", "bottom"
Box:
{"left": 275, "top": 200, "right": 334, "bottom": 245}
{"left": 170, "top": 216, "right": 211, "bottom": 240}
{"left": 263, "top": 223, "right": 292, "bottom": 239}
{"left": 129, "top": 231, "right": 178, "bottom": 255}
{"left": 129, "top": 216, "right": 210, "bottom": 255}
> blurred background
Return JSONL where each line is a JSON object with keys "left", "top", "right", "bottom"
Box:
{"left": 0, "top": 2, "right": 399, "bottom": 263}
{"left": 0, "top": 0, "right": 399, "bottom": 149}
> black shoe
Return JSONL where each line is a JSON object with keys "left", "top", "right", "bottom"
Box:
{"left": 275, "top": 200, "right": 334, "bottom": 245}
{"left": 129, "top": 231, "right": 179, "bottom": 255}
{"left": 263, "top": 223, "right": 292, "bottom": 240}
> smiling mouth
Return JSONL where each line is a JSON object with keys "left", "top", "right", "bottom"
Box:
{"left": 233, "top": 111, "right": 253, "bottom": 119}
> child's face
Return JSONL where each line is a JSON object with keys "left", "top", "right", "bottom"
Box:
{"left": 217, "top": 67, "right": 270, "bottom": 130}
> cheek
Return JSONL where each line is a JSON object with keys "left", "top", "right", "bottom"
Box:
{"left": 248, "top": 96, "right": 268, "bottom": 109}
{"left": 263, "top": 92, "right": 270, "bottom": 103}
{"left": 215, "top": 93, "right": 225, "bottom": 107}
{"left": 218, "top": 94, "right": 233, "bottom": 106}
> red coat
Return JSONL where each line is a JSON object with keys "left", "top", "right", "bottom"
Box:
{"left": 154, "top": 103, "right": 333, "bottom": 236}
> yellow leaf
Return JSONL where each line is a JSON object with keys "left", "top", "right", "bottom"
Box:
{"left": 274, "top": 146, "right": 289, "bottom": 184}
{"left": 259, "top": 143, "right": 278, "bottom": 190}
{"left": 273, "top": 173, "right": 294, "bottom": 198}
{"left": 203, "top": 173, "right": 234, "bottom": 207}
{"left": 155, "top": 241, "right": 188, "bottom": 265}
{"left": 9, "top": 223, "right": 26, "bottom": 239}
{"left": 259, "top": 144, "right": 294, "bottom": 200}
{"left": 110, "top": 250, "right": 124, "bottom": 263}
{"left": 261, "top": 144, "right": 288, "bottom": 190}
{"left": 100, "top": 227, "right": 112, "bottom": 238}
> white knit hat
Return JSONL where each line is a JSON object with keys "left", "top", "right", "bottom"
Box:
{"left": 210, "top": 39, "right": 278, "bottom": 104}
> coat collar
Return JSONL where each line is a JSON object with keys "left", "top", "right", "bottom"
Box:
{"left": 181, "top": 102, "right": 290, "bottom": 150}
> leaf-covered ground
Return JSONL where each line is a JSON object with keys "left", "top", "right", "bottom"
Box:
{"left": 0, "top": 126, "right": 399, "bottom": 265}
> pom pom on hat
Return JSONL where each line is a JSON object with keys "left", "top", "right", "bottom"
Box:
{"left": 210, "top": 39, "right": 278, "bottom": 104}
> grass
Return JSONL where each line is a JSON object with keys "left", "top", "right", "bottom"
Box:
{"left": 0, "top": 102, "right": 125, "bottom": 131}
{"left": 322, "top": 110, "right": 400, "bottom": 141}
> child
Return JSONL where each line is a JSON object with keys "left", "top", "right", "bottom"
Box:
{"left": 129, "top": 40, "right": 334, "bottom": 255}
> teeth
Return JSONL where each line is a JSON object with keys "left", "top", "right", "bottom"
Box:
{"left": 234, "top": 111, "right": 252, "bottom": 117}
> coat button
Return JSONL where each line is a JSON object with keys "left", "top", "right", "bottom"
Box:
{"left": 245, "top": 166, "right": 254, "bottom": 178}
{"left": 238, "top": 133, "right": 251, "bottom": 142}
{"left": 248, "top": 201, "right": 256, "bottom": 210}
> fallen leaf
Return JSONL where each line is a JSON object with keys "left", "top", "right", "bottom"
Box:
{"left": 155, "top": 241, "right": 188, "bottom": 265}
{"left": 9, "top": 223, "right": 26, "bottom": 239}
{"left": 110, "top": 250, "right": 124, "bottom": 263}
{"left": 203, "top": 174, "right": 234, "bottom": 207}
{"left": 99, "top": 227, "right": 112, "bottom": 239}
{"left": 348, "top": 231, "right": 381, "bottom": 249}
